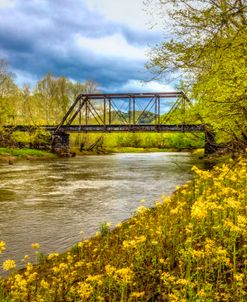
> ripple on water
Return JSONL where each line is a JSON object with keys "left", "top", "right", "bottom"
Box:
{"left": 0, "top": 153, "right": 201, "bottom": 272}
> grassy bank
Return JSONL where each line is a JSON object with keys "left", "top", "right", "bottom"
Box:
{"left": 0, "top": 156, "right": 246, "bottom": 301}
{"left": 110, "top": 147, "right": 171, "bottom": 153}
{"left": 0, "top": 148, "right": 57, "bottom": 162}
{"left": 72, "top": 146, "right": 204, "bottom": 157}
{"left": 71, "top": 132, "right": 205, "bottom": 151}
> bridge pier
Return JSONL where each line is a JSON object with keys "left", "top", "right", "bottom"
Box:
{"left": 51, "top": 132, "right": 71, "bottom": 156}
{"left": 204, "top": 129, "right": 217, "bottom": 156}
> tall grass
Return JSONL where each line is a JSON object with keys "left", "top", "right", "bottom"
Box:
{"left": 0, "top": 148, "right": 56, "bottom": 158}
{"left": 0, "top": 156, "right": 246, "bottom": 301}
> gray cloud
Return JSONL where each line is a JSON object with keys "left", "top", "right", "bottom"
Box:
{"left": 0, "top": 0, "right": 161, "bottom": 90}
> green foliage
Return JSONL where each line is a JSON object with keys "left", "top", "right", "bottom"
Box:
{"left": 0, "top": 64, "right": 99, "bottom": 126}
{"left": 10, "top": 129, "right": 51, "bottom": 149}
{"left": 31, "top": 129, "right": 52, "bottom": 147}
{"left": 0, "top": 127, "right": 14, "bottom": 147}
{"left": 0, "top": 147, "right": 56, "bottom": 158}
{"left": 165, "top": 133, "right": 204, "bottom": 149}
{"left": 71, "top": 132, "right": 204, "bottom": 150}
{"left": 11, "top": 131, "right": 31, "bottom": 144}
{"left": 37, "top": 252, "right": 48, "bottom": 265}
{"left": 99, "top": 222, "right": 111, "bottom": 238}
{"left": 147, "top": 0, "right": 247, "bottom": 146}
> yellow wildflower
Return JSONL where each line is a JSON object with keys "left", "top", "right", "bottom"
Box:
{"left": 86, "top": 274, "right": 103, "bottom": 285}
{"left": 161, "top": 272, "right": 176, "bottom": 285}
{"left": 26, "top": 262, "right": 33, "bottom": 272}
{"left": 21, "top": 255, "right": 29, "bottom": 262}
{"left": 105, "top": 264, "right": 116, "bottom": 276}
{"left": 130, "top": 291, "right": 145, "bottom": 299}
{"left": 191, "top": 199, "right": 208, "bottom": 220}
{"left": 27, "top": 272, "right": 38, "bottom": 282}
{"left": 2, "top": 259, "right": 16, "bottom": 271}
{"left": 233, "top": 273, "right": 244, "bottom": 283}
{"left": 136, "top": 205, "right": 148, "bottom": 215}
{"left": 47, "top": 252, "right": 59, "bottom": 260}
{"left": 168, "top": 293, "right": 180, "bottom": 302}
{"left": 77, "top": 242, "right": 83, "bottom": 248}
{"left": 77, "top": 282, "right": 93, "bottom": 300}
{"left": 114, "top": 267, "right": 134, "bottom": 283}
{"left": 0, "top": 241, "right": 6, "bottom": 253}
{"left": 122, "top": 235, "right": 146, "bottom": 249}
{"left": 40, "top": 279, "right": 50, "bottom": 289}
{"left": 31, "top": 243, "right": 40, "bottom": 249}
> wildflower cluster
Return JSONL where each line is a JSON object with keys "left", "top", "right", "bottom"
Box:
{"left": 0, "top": 156, "right": 246, "bottom": 301}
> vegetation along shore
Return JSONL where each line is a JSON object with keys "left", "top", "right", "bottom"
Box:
{"left": 0, "top": 155, "right": 246, "bottom": 301}
{"left": 0, "top": 147, "right": 57, "bottom": 163}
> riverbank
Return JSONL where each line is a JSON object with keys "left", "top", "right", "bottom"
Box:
{"left": 0, "top": 146, "right": 199, "bottom": 161}
{"left": 1, "top": 155, "right": 246, "bottom": 301}
{"left": 0, "top": 145, "right": 232, "bottom": 169}
{"left": 72, "top": 146, "right": 204, "bottom": 156}
{"left": 0, "top": 147, "right": 57, "bottom": 163}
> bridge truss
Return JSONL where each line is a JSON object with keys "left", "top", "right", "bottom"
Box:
{"left": 51, "top": 92, "right": 205, "bottom": 134}
{"left": 3, "top": 91, "right": 217, "bottom": 155}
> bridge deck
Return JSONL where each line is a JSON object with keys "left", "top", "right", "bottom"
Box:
{"left": 5, "top": 124, "right": 205, "bottom": 133}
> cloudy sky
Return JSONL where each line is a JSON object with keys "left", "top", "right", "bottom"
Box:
{"left": 0, "top": 0, "right": 173, "bottom": 92}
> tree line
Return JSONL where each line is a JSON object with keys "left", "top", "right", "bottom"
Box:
{"left": 0, "top": 60, "right": 98, "bottom": 126}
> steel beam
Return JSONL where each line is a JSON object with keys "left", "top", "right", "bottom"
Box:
{"left": 45, "top": 124, "right": 205, "bottom": 133}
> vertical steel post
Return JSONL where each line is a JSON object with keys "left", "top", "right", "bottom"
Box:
{"left": 109, "top": 98, "right": 111, "bottom": 125}
{"left": 79, "top": 98, "right": 82, "bottom": 130}
{"left": 103, "top": 97, "right": 106, "bottom": 126}
{"left": 158, "top": 96, "right": 160, "bottom": 125}
{"left": 85, "top": 99, "right": 88, "bottom": 127}
{"left": 128, "top": 97, "right": 131, "bottom": 129}
{"left": 78, "top": 98, "right": 82, "bottom": 145}
{"left": 155, "top": 96, "right": 158, "bottom": 125}
{"left": 133, "top": 97, "right": 135, "bottom": 125}
{"left": 183, "top": 96, "right": 186, "bottom": 125}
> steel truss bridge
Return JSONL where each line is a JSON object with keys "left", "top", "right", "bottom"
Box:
{"left": 4, "top": 92, "right": 216, "bottom": 154}
{"left": 52, "top": 91, "right": 205, "bottom": 133}
{"left": 6, "top": 92, "right": 205, "bottom": 133}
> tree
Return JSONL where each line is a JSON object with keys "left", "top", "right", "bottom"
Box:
{"left": 33, "top": 73, "right": 99, "bottom": 124}
{"left": 0, "top": 59, "right": 18, "bottom": 97}
{"left": 146, "top": 0, "right": 247, "bottom": 145}
{"left": 0, "top": 59, "right": 20, "bottom": 124}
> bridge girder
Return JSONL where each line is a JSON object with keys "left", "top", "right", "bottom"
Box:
{"left": 3, "top": 91, "right": 217, "bottom": 155}
{"left": 54, "top": 91, "right": 193, "bottom": 134}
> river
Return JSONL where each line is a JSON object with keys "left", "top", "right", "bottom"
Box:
{"left": 0, "top": 152, "right": 201, "bottom": 268}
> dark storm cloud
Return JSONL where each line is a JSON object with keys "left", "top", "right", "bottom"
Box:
{"left": 0, "top": 0, "right": 161, "bottom": 89}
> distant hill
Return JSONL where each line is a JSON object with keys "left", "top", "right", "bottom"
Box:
{"left": 79, "top": 110, "right": 156, "bottom": 125}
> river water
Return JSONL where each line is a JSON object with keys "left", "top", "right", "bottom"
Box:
{"left": 0, "top": 152, "right": 200, "bottom": 267}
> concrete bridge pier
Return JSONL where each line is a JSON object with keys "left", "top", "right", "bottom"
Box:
{"left": 204, "top": 129, "right": 217, "bottom": 156}
{"left": 51, "top": 132, "right": 71, "bottom": 156}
